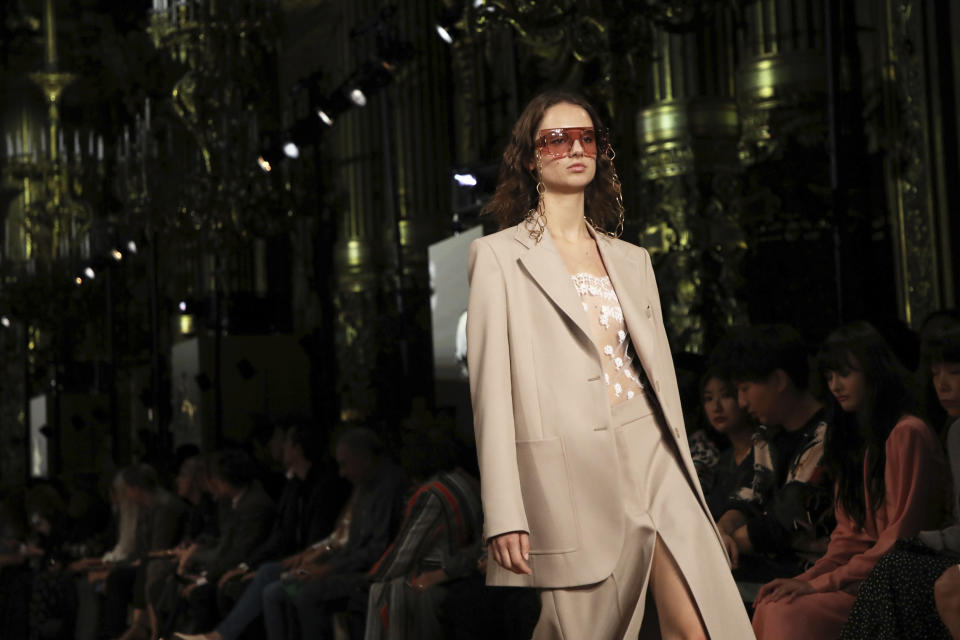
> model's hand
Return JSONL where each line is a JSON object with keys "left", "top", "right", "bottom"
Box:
{"left": 719, "top": 532, "right": 739, "bottom": 569}
{"left": 755, "top": 578, "right": 813, "bottom": 604}
{"left": 488, "top": 532, "right": 532, "bottom": 575}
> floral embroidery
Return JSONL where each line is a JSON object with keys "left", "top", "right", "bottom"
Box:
{"left": 570, "top": 272, "right": 645, "bottom": 404}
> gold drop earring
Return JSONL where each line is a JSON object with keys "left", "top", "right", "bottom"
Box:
{"left": 525, "top": 152, "right": 547, "bottom": 243}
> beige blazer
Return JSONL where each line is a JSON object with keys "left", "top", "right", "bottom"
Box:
{"left": 466, "top": 221, "right": 722, "bottom": 588}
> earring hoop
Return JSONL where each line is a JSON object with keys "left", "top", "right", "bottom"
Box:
{"left": 526, "top": 152, "right": 547, "bottom": 243}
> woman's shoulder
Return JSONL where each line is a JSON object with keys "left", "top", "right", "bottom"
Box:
{"left": 606, "top": 235, "right": 649, "bottom": 258}
{"left": 886, "top": 414, "right": 937, "bottom": 451}
{"left": 470, "top": 224, "right": 524, "bottom": 255}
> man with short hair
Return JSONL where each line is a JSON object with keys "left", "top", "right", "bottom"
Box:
{"left": 165, "top": 450, "right": 275, "bottom": 634}
{"left": 714, "top": 325, "right": 834, "bottom": 583}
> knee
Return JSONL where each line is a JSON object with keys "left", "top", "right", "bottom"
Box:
{"left": 935, "top": 566, "right": 960, "bottom": 610}
{"left": 261, "top": 581, "right": 286, "bottom": 608}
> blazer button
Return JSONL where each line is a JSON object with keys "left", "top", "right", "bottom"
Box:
{"left": 655, "top": 380, "right": 661, "bottom": 393}
{"left": 646, "top": 305, "right": 653, "bottom": 319}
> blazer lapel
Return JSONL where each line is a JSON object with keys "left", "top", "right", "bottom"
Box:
{"left": 590, "top": 228, "right": 661, "bottom": 392}
{"left": 515, "top": 224, "right": 597, "bottom": 354}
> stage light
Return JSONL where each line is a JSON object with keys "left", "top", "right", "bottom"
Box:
{"left": 179, "top": 301, "right": 187, "bottom": 312}
{"left": 349, "top": 88, "right": 367, "bottom": 107}
{"left": 111, "top": 249, "right": 123, "bottom": 261}
{"left": 436, "top": 24, "right": 454, "bottom": 44}
{"left": 75, "top": 276, "right": 83, "bottom": 286}
{"left": 283, "top": 142, "right": 300, "bottom": 159}
{"left": 454, "top": 173, "right": 478, "bottom": 186}
{"left": 127, "top": 240, "right": 138, "bottom": 254}
{"left": 256, "top": 155, "right": 273, "bottom": 173}
{"left": 1, "top": 317, "right": 10, "bottom": 328}
{"left": 317, "top": 110, "right": 334, "bottom": 126}
{"left": 84, "top": 267, "right": 96, "bottom": 279}
{"left": 435, "top": 4, "right": 463, "bottom": 44}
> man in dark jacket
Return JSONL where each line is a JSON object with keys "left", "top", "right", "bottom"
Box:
{"left": 215, "top": 422, "right": 350, "bottom": 613}
{"left": 167, "top": 450, "right": 275, "bottom": 634}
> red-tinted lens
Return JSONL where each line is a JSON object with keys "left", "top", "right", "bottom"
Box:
{"left": 536, "top": 128, "right": 603, "bottom": 158}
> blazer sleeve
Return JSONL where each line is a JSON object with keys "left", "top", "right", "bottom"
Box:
{"left": 466, "top": 239, "right": 529, "bottom": 543}
{"left": 803, "top": 418, "right": 943, "bottom": 593}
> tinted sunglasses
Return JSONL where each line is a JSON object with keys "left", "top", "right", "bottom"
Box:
{"left": 535, "top": 127, "right": 609, "bottom": 158}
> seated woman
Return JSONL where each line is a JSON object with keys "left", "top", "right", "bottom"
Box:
{"left": 699, "top": 365, "right": 758, "bottom": 521}
{"left": 840, "top": 312, "right": 960, "bottom": 639}
{"left": 752, "top": 321, "right": 947, "bottom": 640}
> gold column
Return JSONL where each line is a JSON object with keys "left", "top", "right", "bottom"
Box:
{"left": 880, "top": 0, "right": 955, "bottom": 324}
{"left": 329, "top": 0, "right": 387, "bottom": 420}
{"left": 737, "top": 0, "right": 827, "bottom": 166}
{"left": 637, "top": 9, "right": 746, "bottom": 354}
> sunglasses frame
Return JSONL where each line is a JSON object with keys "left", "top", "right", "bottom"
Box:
{"left": 534, "top": 127, "right": 610, "bottom": 158}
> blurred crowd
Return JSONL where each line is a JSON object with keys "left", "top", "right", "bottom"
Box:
{"left": 1, "top": 309, "right": 958, "bottom": 640}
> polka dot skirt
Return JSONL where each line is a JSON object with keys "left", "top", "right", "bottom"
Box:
{"left": 840, "top": 539, "right": 959, "bottom": 639}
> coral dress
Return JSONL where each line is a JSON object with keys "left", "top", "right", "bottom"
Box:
{"left": 752, "top": 416, "right": 946, "bottom": 640}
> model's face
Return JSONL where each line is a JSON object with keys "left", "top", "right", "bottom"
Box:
{"left": 534, "top": 102, "right": 597, "bottom": 194}
{"left": 933, "top": 361, "right": 960, "bottom": 417}
{"left": 737, "top": 377, "right": 779, "bottom": 425}
{"left": 825, "top": 357, "right": 866, "bottom": 414}
{"left": 702, "top": 377, "right": 744, "bottom": 434}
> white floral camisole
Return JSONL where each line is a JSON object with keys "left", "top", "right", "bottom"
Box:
{"left": 571, "top": 272, "right": 646, "bottom": 406}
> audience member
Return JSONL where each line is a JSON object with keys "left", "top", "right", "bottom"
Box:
{"left": 177, "top": 421, "right": 350, "bottom": 640}
{"left": 360, "top": 423, "right": 483, "bottom": 640}
{"left": 260, "top": 427, "right": 407, "bottom": 640}
{"left": 839, "top": 311, "right": 960, "bottom": 639}
{"left": 74, "top": 470, "right": 140, "bottom": 640}
{"left": 715, "top": 324, "right": 833, "bottom": 582}
{"left": 157, "top": 449, "right": 275, "bottom": 635}
{"left": 699, "top": 363, "right": 759, "bottom": 520}
{"left": 173, "top": 426, "right": 405, "bottom": 640}
{"left": 752, "top": 321, "right": 946, "bottom": 639}
{"left": 101, "top": 463, "right": 188, "bottom": 640}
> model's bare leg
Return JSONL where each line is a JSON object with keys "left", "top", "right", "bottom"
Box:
{"left": 935, "top": 565, "right": 960, "bottom": 640}
{"left": 648, "top": 534, "right": 709, "bottom": 640}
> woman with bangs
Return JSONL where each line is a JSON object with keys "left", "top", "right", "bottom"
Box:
{"left": 698, "top": 365, "right": 759, "bottom": 521}
{"left": 839, "top": 312, "right": 960, "bottom": 640}
{"left": 752, "top": 321, "right": 946, "bottom": 640}
{"left": 467, "top": 89, "right": 752, "bottom": 639}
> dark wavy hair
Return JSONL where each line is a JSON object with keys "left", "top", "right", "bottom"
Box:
{"left": 816, "top": 321, "right": 919, "bottom": 530}
{"left": 481, "top": 90, "right": 623, "bottom": 233}
{"left": 919, "top": 310, "right": 960, "bottom": 433}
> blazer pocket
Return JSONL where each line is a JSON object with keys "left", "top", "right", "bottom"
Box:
{"left": 515, "top": 437, "right": 580, "bottom": 554}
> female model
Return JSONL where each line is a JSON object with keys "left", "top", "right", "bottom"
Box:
{"left": 466, "top": 90, "right": 753, "bottom": 639}
{"left": 752, "top": 322, "right": 946, "bottom": 639}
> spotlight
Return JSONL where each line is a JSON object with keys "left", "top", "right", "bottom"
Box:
{"left": 454, "top": 173, "right": 478, "bottom": 186}
{"left": 317, "top": 109, "right": 335, "bottom": 126}
{"left": 75, "top": 276, "right": 83, "bottom": 286}
{"left": 178, "top": 301, "right": 187, "bottom": 312}
{"left": 435, "top": 5, "right": 463, "bottom": 44}
{"left": 349, "top": 88, "right": 367, "bottom": 107}
{"left": 84, "top": 267, "right": 96, "bottom": 279}
{"left": 127, "top": 240, "right": 138, "bottom": 254}
{"left": 256, "top": 155, "right": 273, "bottom": 173}
{"left": 1, "top": 316, "right": 10, "bottom": 328}
{"left": 436, "top": 24, "right": 454, "bottom": 44}
{"left": 282, "top": 142, "right": 300, "bottom": 159}
{"left": 111, "top": 249, "right": 123, "bottom": 261}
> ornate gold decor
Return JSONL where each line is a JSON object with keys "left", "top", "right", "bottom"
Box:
{"left": 144, "top": 0, "right": 283, "bottom": 247}
{"left": 880, "top": 0, "right": 949, "bottom": 324}
{"left": 636, "top": 11, "right": 747, "bottom": 354}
